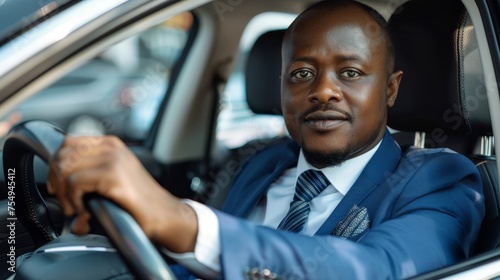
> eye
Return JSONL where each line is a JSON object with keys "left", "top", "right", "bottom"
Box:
{"left": 339, "top": 69, "right": 361, "bottom": 79}
{"left": 290, "top": 69, "right": 314, "bottom": 82}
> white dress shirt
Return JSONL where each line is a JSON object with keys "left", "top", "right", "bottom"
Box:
{"left": 165, "top": 141, "right": 381, "bottom": 279}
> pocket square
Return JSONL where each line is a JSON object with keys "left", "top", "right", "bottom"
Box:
{"left": 332, "top": 205, "right": 370, "bottom": 239}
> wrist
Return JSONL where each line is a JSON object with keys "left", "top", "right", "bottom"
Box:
{"left": 153, "top": 200, "right": 198, "bottom": 253}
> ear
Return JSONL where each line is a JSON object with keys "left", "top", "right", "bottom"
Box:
{"left": 387, "top": 70, "right": 403, "bottom": 108}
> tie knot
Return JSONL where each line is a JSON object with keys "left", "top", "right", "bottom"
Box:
{"left": 294, "top": 169, "right": 330, "bottom": 202}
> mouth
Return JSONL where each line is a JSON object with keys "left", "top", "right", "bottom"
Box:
{"left": 303, "top": 111, "right": 349, "bottom": 131}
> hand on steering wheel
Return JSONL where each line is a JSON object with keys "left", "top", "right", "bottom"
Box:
{"left": 3, "top": 120, "right": 184, "bottom": 279}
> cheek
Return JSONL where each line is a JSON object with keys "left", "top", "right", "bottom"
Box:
{"left": 354, "top": 93, "right": 388, "bottom": 130}
{"left": 281, "top": 89, "right": 300, "bottom": 118}
{"left": 347, "top": 88, "right": 385, "bottom": 121}
{"left": 281, "top": 94, "right": 302, "bottom": 141}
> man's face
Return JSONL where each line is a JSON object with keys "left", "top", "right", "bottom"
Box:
{"left": 281, "top": 4, "right": 401, "bottom": 168}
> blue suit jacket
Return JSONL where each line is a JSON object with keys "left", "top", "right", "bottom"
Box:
{"left": 213, "top": 131, "right": 484, "bottom": 279}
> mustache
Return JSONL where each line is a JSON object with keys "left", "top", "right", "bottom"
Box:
{"left": 302, "top": 103, "right": 353, "bottom": 120}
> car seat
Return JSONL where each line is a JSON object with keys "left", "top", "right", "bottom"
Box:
{"left": 387, "top": 0, "right": 499, "bottom": 255}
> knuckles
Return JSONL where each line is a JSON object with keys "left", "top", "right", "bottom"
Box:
{"left": 50, "top": 135, "right": 131, "bottom": 192}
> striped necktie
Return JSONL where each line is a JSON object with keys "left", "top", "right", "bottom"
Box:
{"left": 277, "top": 169, "right": 330, "bottom": 233}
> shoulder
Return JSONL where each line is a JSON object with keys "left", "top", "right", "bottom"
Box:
{"left": 399, "top": 146, "right": 479, "bottom": 175}
{"left": 228, "top": 136, "right": 299, "bottom": 184}
{"left": 391, "top": 146, "right": 482, "bottom": 200}
{"left": 235, "top": 136, "right": 299, "bottom": 166}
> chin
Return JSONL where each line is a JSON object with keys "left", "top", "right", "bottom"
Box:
{"left": 302, "top": 147, "right": 351, "bottom": 168}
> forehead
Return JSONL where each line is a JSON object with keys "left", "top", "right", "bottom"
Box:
{"left": 284, "top": 4, "right": 386, "bottom": 58}
{"left": 290, "top": 25, "right": 371, "bottom": 54}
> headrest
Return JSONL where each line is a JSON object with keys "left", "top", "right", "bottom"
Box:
{"left": 387, "top": 0, "right": 492, "bottom": 136}
{"left": 245, "top": 29, "right": 285, "bottom": 115}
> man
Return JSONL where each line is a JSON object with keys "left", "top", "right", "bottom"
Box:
{"left": 48, "top": 1, "right": 485, "bottom": 279}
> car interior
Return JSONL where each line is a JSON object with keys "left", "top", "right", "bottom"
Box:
{"left": 0, "top": 0, "right": 499, "bottom": 278}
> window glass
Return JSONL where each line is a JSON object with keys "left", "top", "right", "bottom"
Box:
{"left": 0, "top": 12, "right": 194, "bottom": 142}
{"left": 216, "top": 12, "right": 296, "bottom": 149}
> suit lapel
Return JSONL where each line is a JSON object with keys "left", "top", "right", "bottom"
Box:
{"left": 223, "top": 131, "right": 402, "bottom": 237}
{"left": 222, "top": 139, "right": 300, "bottom": 217}
{"left": 315, "top": 131, "right": 402, "bottom": 236}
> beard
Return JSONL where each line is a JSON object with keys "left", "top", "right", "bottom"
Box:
{"left": 302, "top": 146, "right": 352, "bottom": 169}
{"left": 300, "top": 123, "right": 385, "bottom": 169}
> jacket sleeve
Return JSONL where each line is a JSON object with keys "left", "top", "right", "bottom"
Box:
{"left": 215, "top": 151, "right": 485, "bottom": 280}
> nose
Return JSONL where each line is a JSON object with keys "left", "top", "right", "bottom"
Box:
{"left": 308, "top": 73, "right": 343, "bottom": 103}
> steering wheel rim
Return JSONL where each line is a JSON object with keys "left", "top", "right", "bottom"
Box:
{"left": 3, "top": 120, "right": 177, "bottom": 280}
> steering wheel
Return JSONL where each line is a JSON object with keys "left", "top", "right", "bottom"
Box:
{"left": 3, "top": 120, "right": 177, "bottom": 279}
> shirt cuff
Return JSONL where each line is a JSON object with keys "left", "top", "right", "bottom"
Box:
{"left": 162, "top": 199, "right": 221, "bottom": 279}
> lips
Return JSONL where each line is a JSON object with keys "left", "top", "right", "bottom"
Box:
{"left": 303, "top": 111, "right": 349, "bottom": 131}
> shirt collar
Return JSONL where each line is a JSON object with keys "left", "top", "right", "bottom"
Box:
{"left": 296, "top": 140, "right": 382, "bottom": 196}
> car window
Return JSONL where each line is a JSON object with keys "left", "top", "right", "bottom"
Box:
{"left": 0, "top": 11, "right": 194, "bottom": 142}
{"left": 0, "top": 0, "right": 74, "bottom": 41}
{"left": 216, "top": 12, "right": 296, "bottom": 149}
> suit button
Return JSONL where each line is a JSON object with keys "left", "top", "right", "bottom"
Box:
{"left": 245, "top": 267, "right": 279, "bottom": 280}
{"left": 262, "top": 268, "right": 277, "bottom": 279}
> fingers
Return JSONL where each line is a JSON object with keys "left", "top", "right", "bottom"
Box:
{"left": 48, "top": 135, "right": 123, "bottom": 217}
{"left": 66, "top": 167, "right": 114, "bottom": 215}
{"left": 71, "top": 210, "right": 92, "bottom": 235}
{"left": 46, "top": 134, "right": 191, "bottom": 246}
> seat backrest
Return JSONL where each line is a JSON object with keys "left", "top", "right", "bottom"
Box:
{"left": 387, "top": 0, "right": 498, "bottom": 255}
{"left": 245, "top": 29, "right": 285, "bottom": 116}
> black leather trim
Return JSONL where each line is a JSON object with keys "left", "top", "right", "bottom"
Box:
{"left": 472, "top": 158, "right": 500, "bottom": 255}
{"left": 387, "top": 0, "right": 492, "bottom": 136}
{"left": 245, "top": 29, "right": 285, "bottom": 115}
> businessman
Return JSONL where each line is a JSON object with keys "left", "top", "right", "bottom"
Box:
{"left": 48, "top": 1, "right": 485, "bottom": 279}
